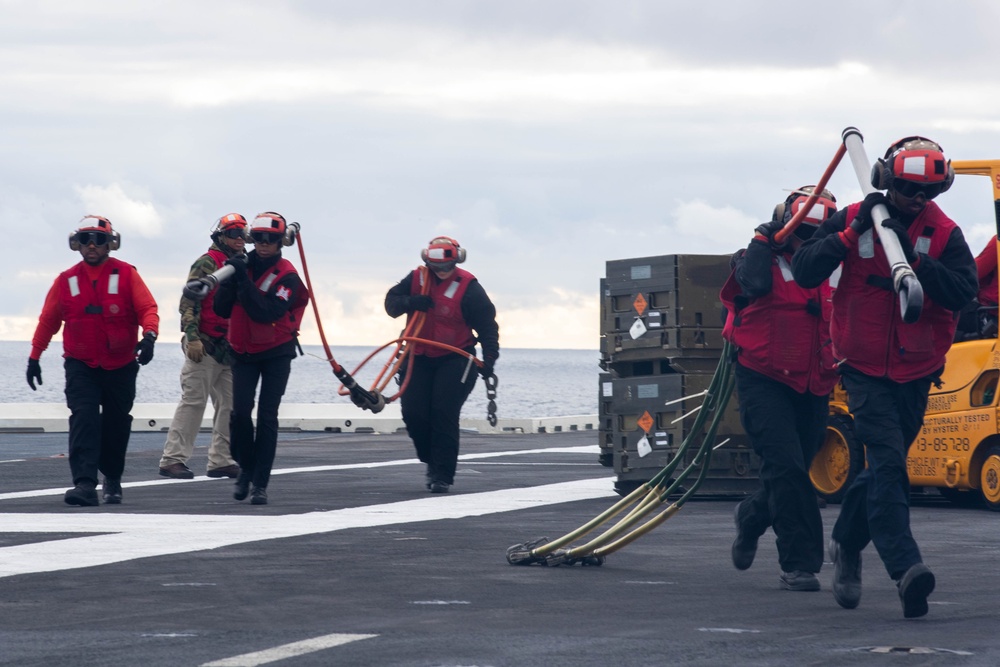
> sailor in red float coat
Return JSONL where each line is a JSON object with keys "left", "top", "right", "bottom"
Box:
{"left": 792, "top": 135, "right": 976, "bottom": 618}
{"left": 724, "top": 186, "right": 839, "bottom": 590}
{"left": 27, "top": 216, "right": 159, "bottom": 507}
{"left": 385, "top": 236, "right": 499, "bottom": 493}
{"left": 212, "top": 212, "right": 309, "bottom": 505}
{"left": 831, "top": 201, "right": 960, "bottom": 383}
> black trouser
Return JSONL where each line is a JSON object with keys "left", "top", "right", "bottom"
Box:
{"left": 64, "top": 357, "right": 138, "bottom": 486}
{"left": 831, "top": 368, "right": 930, "bottom": 579}
{"left": 734, "top": 363, "right": 828, "bottom": 574}
{"left": 400, "top": 353, "right": 478, "bottom": 485}
{"left": 230, "top": 354, "right": 292, "bottom": 489}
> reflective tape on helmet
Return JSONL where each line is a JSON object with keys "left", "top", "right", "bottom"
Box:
{"left": 902, "top": 155, "right": 930, "bottom": 177}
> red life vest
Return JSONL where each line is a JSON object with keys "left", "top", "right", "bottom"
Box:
{"left": 721, "top": 253, "right": 839, "bottom": 395}
{"left": 227, "top": 257, "right": 309, "bottom": 355}
{"left": 59, "top": 257, "right": 139, "bottom": 370}
{"left": 197, "top": 249, "right": 230, "bottom": 339}
{"left": 831, "top": 200, "right": 958, "bottom": 382}
{"left": 409, "top": 267, "right": 476, "bottom": 357}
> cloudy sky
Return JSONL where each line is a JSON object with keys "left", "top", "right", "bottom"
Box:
{"left": 3, "top": 0, "right": 999, "bottom": 353}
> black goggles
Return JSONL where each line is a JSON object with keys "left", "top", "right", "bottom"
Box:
{"left": 222, "top": 228, "right": 246, "bottom": 240}
{"left": 426, "top": 261, "right": 457, "bottom": 273}
{"left": 893, "top": 179, "right": 944, "bottom": 200}
{"left": 76, "top": 231, "right": 109, "bottom": 246}
{"left": 251, "top": 232, "right": 281, "bottom": 245}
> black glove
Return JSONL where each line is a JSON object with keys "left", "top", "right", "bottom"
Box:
{"left": 408, "top": 295, "right": 434, "bottom": 312}
{"left": 851, "top": 192, "right": 887, "bottom": 235}
{"left": 479, "top": 358, "right": 496, "bottom": 379}
{"left": 26, "top": 358, "right": 42, "bottom": 391}
{"left": 754, "top": 219, "right": 788, "bottom": 251}
{"left": 134, "top": 332, "right": 156, "bottom": 365}
{"left": 881, "top": 218, "right": 918, "bottom": 262}
{"left": 225, "top": 255, "right": 248, "bottom": 282}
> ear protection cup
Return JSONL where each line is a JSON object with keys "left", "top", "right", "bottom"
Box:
{"left": 771, "top": 202, "right": 786, "bottom": 224}
{"left": 871, "top": 158, "right": 890, "bottom": 190}
{"left": 940, "top": 166, "right": 955, "bottom": 194}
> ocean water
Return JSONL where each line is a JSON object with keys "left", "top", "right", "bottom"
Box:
{"left": 3, "top": 341, "right": 600, "bottom": 419}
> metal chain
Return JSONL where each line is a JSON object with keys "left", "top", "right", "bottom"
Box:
{"left": 485, "top": 373, "right": 498, "bottom": 427}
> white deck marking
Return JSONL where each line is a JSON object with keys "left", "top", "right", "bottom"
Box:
{"left": 201, "top": 632, "right": 377, "bottom": 666}
{"left": 0, "top": 445, "right": 601, "bottom": 501}
{"left": 0, "top": 476, "right": 616, "bottom": 579}
{"left": 699, "top": 628, "right": 761, "bottom": 634}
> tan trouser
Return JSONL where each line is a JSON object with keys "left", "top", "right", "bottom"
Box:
{"left": 159, "top": 352, "right": 235, "bottom": 472}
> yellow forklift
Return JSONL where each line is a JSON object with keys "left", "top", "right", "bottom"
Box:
{"left": 810, "top": 159, "right": 1000, "bottom": 509}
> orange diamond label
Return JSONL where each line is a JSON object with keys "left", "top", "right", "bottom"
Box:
{"left": 637, "top": 410, "right": 654, "bottom": 433}
{"left": 633, "top": 293, "right": 648, "bottom": 317}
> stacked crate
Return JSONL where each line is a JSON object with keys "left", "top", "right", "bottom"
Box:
{"left": 598, "top": 254, "right": 760, "bottom": 496}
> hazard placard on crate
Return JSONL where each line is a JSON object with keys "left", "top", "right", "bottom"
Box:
{"left": 637, "top": 410, "right": 654, "bottom": 433}
{"left": 633, "top": 292, "right": 647, "bottom": 316}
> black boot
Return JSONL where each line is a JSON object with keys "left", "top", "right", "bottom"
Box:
{"left": 102, "top": 477, "right": 123, "bottom": 504}
{"left": 250, "top": 486, "right": 268, "bottom": 505}
{"left": 65, "top": 479, "right": 99, "bottom": 507}
{"left": 897, "top": 563, "right": 935, "bottom": 618}
{"left": 233, "top": 472, "right": 251, "bottom": 501}
{"left": 830, "top": 540, "right": 862, "bottom": 609}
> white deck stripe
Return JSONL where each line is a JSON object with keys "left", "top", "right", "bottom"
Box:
{"left": 201, "top": 633, "right": 377, "bottom": 667}
{"left": 0, "top": 445, "right": 600, "bottom": 501}
{"left": 0, "top": 475, "right": 616, "bottom": 579}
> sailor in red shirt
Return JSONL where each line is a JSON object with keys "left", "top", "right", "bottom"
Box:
{"left": 721, "top": 186, "right": 839, "bottom": 593}
{"left": 26, "top": 216, "right": 159, "bottom": 506}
